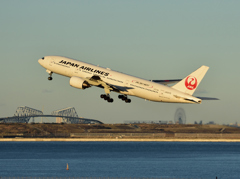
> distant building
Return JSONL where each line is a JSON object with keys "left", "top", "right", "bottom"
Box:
{"left": 207, "top": 121, "right": 215, "bottom": 125}
{"left": 159, "top": 121, "right": 168, "bottom": 124}
{"left": 194, "top": 120, "right": 203, "bottom": 125}
{"left": 56, "top": 117, "right": 63, "bottom": 123}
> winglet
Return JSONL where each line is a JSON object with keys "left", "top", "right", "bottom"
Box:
{"left": 171, "top": 66, "right": 209, "bottom": 95}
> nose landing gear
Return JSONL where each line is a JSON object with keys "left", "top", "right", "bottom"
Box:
{"left": 47, "top": 71, "right": 53, "bottom": 81}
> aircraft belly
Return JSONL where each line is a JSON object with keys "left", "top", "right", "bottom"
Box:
{"left": 129, "top": 88, "right": 158, "bottom": 101}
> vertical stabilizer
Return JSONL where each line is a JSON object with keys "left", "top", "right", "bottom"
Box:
{"left": 172, "top": 65, "right": 209, "bottom": 95}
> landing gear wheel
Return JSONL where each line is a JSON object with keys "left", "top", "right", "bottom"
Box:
{"left": 125, "top": 99, "right": 131, "bottom": 103}
{"left": 118, "top": 95, "right": 124, "bottom": 99}
{"left": 104, "top": 95, "right": 109, "bottom": 100}
{"left": 118, "top": 95, "right": 131, "bottom": 103}
{"left": 48, "top": 77, "right": 53, "bottom": 80}
{"left": 101, "top": 94, "right": 114, "bottom": 103}
{"left": 107, "top": 98, "right": 114, "bottom": 103}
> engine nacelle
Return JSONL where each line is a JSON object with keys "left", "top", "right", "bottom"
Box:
{"left": 69, "top": 76, "right": 90, "bottom": 89}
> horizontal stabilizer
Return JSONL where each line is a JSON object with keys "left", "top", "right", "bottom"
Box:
{"left": 196, "top": 97, "right": 219, "bottom": 100}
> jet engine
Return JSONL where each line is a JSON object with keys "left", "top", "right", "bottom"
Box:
{"left": 69, "top": 76, "right": 90, "bottom": 89}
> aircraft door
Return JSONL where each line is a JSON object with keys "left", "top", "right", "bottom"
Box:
{"left": 49, "top": 58, "right": 54, "bottom": 66}
{"left": 74, "top": 66, "right": 79, "bottom": 75}
{"left": 125, "top": 80, "right": 130, "bottom": 87}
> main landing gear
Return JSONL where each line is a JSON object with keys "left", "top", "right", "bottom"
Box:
{"left": 100, "top": 94, "right": 114, "bottom": 103}
{"left": 118, "top": 95, "right": 131, "bottom": 103}
{"left": 100, "top": 94, "right": 131, "bottom": 103}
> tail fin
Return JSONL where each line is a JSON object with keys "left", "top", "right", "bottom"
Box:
{"left": 172, "top": 65, "right": 209, "bottom": 95}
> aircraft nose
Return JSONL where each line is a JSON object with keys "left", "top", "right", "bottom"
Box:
{"left": 38, "top": 57, "right": 45, "bottom": 65}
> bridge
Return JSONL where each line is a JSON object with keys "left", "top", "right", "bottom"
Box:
{"left": 0, "top": 106, "right": 103, "bottom": 124}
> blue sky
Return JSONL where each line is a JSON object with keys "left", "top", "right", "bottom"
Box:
{"left": 0, "top": 0, "right": 239, "bottom": 124}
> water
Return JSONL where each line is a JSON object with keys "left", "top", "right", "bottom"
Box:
{"left": 0, "top": 142, "right": 240, "bottom": 178}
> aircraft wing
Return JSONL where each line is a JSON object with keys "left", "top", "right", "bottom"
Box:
{"left": 151, "top": 79, "right": 182, "bottom": 85}
{"left": 85, "top": 75, "right": 132, "bottom": 93}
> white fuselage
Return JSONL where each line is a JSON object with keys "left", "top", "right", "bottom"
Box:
{"left": 38, "top": 56, "right": 201, "bottom": 104}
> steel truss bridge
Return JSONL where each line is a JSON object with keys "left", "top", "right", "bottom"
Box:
{"left": 0, "top": 106, "right": 103, "bottom": 124}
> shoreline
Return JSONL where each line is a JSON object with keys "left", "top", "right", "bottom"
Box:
{"left": 1, "top": 138, "right": 240, "bottom": 142}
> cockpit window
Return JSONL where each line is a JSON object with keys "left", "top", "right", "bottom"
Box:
{"left": 42, "top": 57, "right": 44, "bottom": 60}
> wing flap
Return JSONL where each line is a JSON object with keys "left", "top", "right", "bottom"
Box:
{"left": 85, "top": 75, "right": 133, "bottom": 93}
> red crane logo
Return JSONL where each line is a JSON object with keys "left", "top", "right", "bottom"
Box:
{"left": 185, "top": 76, "right": 197, "bottom": 90}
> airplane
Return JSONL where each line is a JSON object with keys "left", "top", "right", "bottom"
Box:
{"left": 38, "top": 56, "right": 218, "bottom": 104}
